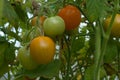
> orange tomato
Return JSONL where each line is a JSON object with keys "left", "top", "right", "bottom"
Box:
{"left": 30, "top": 36, "right": 55, "bottom": 64}
{"left": 58, "top": 5, "right": 81, "bottom": 30}
{"left": 104, "top": 14, "right": 120, "bottom": 37}
{"left": 31, "top": 16, "right": 46, "bottom": 26}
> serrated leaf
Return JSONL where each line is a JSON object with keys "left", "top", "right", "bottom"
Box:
{"left": 86, "top": 0, "right": 107, "bottom": 22}
{"left": 71, "top": 36, "right": 85, "bottom": 53}
{"left": 104, "top": 39, "right": 118, "bottom": 63}
{"left": 16, "top": 59, "right": 61, "bottom": 79}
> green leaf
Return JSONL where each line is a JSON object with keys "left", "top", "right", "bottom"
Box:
{"left": 71, "top": 36, "right": 85, "bottom": 53}
{"left": 0, "top": 36, "right": 6, "bottom": 42}
{"left": 104, "top": 39, "right": 118, "bottom": 63}
{"left": 86, "top": 0, "right": 107, "bottom": 22}
{"left": 4, "top": 43, "right": 16, "bottom": 64}
{"left": 0, "top": 0, "right": 3, "bottom": 25}
{"left": 16, "top": 59, "right": 61, "bottom": 79}
{"left": 2, "top": 0, "right": 19, "bottom": 26}
{"left": 0, "top": 63, "right": 9, "bottom": 78}
{"left": 103, "top": 63, "right": 117, "bottom": 75}
{"left": 13, "top": 3, "right": 28, "bottom": 23}
{"left": 0, "top": 42, "right": 9, "bottom": 67}
{"left": 0, "top": 42, "right": 9, "bottom": 78}
{"left": 1, "top": 28, "right": 22, "bottom": 41}
{"left": 84, "top": 65, "right": 106, "bottom": 80}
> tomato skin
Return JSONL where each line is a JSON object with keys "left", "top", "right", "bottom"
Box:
{"left": 17, "top": 46, "right": 38, "bottom": 70}
{"left": 43, "top": 16, "right": 65, "bottom": 36}
{"left": 58, "top": 5, "right": 81, "bottom": 30}
{"left": 104, "top": 14, "right": 120, "bottom": 37}
{"left": 30, "top": 36, "right": 55, "bottom": 64}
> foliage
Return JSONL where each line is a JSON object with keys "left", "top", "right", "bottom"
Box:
{"left": 0, "top": 0, "right": 120, "bottom": 80}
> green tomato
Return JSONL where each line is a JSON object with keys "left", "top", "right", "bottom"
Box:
{"left": 43, "top": 16, "right": 65, "bottom": 36}
{"left": 17, "top": 46, "right": 38, "bottom": 70}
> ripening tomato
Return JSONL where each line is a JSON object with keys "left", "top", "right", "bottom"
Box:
{"left": 30, "top": 36, "right": 55, "bottom": 64}
{"left": 58, "top": 5, "right": 81, "bottom": 30}
{"left": 17, "top": 46, "right": 38, "bottom": 70}
{"left": 31, "top": 16, "right": 46, "bottom": 26}
{"left": 104, "top": 14, "right": 120, "bottom": 37}
{"left": 43, "top": 16, "right": 65, "bottom": 36}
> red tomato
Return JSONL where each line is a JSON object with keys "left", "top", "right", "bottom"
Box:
{"left": 58, "top": 5, "right": 81, "bottom": 30}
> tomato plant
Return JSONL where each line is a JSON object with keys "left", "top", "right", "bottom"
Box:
{"left": 0, "top": 0, "right": 120, "bottom": 80}
{"left": 17, "top": 46, "right": 38, "bottom": 70}
{"left": 43, "top": 16, "right": 65, "bottom": 36}
{"left": 30, "top": 36, "right": 55, "bottom": 64}
{"left": 104, "top": 14, "right": 120, "bottom": 37}
{"left": 58, "top": 5, "right": 81, "bottom": 30}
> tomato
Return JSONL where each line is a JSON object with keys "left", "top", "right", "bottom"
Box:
{"left": 104, "top": 14, "right": 120, "bottom": 37}
{"left": 30, "top": 36, "right": 55, "bottom": 64}
{"left": 31, "top": 16, "right": 46, "bottom": 26}
{"left": 58, "top": 5, "right": 81, "bottom": 30}
{"left": 17, "top": 46, "right": 38, "bottom": 70}
{"left": 43, "top": 16, "right": 65, "bottom": 36}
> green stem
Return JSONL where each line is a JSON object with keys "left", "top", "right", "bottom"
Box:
{"left": 94, "top": 9, "right": 117, "bottom": 80}
{"left": 94, "top": 21, "right": 101, "bottom": 80}
{"left": 64, "top": 35, "right": 71, "bottom": 80}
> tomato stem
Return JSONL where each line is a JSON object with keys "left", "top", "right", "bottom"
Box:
{"left": 94, "top": 9, "right": 117, "bottom": 80}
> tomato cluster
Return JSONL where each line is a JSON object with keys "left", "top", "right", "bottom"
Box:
{"left": 18, "top": 5, "right": 81, "bottom": 71}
